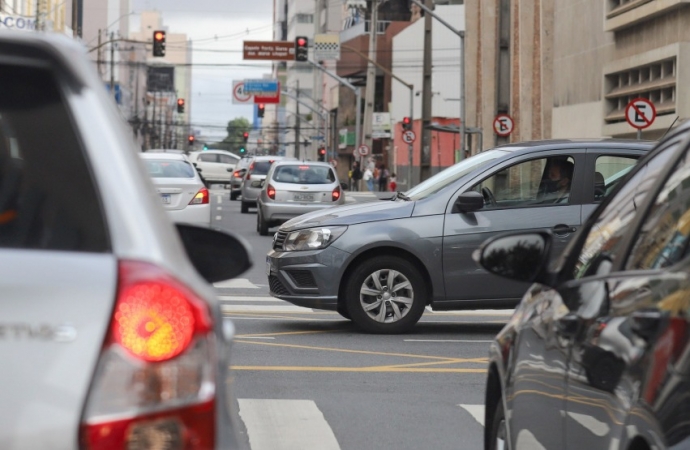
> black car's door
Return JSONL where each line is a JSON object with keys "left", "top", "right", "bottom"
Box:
{"left": 561, "top": 138, "right": 684, "bottom": 450}
{"left": 442, "top": 150, "right": 584, "bottom": 303}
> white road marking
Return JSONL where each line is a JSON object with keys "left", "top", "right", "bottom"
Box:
{"left": 238, "top": 399, "right": 340, "bottom": 450}
{"left": 404, "top": 339, "right": 493, "bottom": 343}
{"left": 216, "top": 194, "right": 222, "bottom": 202}
{"left": 238, "top": 336, "right": 276, "bottom": 340}
{"left": 218, "top": 295, "right": 281, "bottom": 302}
{"left": 221, "top": 304, "right": 313, "bottom": 313}
{"left": 215, "top": 215, "right": 222, "bottom": 220}
{"left": 213, "top": 278, "right": 260, "bottom": 289}
{"left": 459, "top": 404, "right": 485, "bottom": 426}
{"left": 425, "top": 306, "right": 514, "bottom": 316}
{"left": 217, "top": 206, "right": 222, "bottom": 210}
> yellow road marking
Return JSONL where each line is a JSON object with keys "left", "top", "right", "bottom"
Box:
{"left": 231, "top": 365, "right": 487, "bottom": 373}
{"left": 236, "top": 330, "right": 338, "bottom": 338}
{"left": 371, "top": 359, "right": 488, "bottom": 370}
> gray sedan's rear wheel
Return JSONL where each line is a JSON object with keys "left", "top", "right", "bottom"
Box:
{"left": 241, "top": 201, "right": 249, "bottom": 214}
{"left": 345, "top": 256, "right": 426, "bottom": 334}
{"left": 257, "top": 208, "right": 269, "bottom": 236}
{"left": 230, "top": 191, "right": 238, "bottom": 201}
{"left": 488, "top": 400, "right": 507, "bottom": 450}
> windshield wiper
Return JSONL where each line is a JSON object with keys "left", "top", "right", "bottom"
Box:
{"left": 394, "top": 191, "right": 411, "bottom": 201}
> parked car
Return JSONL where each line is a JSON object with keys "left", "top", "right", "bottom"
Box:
{"left": 266, "top": 139, "right": 652, "bottom": 333}
{"left": 229, "top": 156, "right": 252, "bottom": 201}
{"left": 477, "top": 121, "right": 690, "bottom": 450}
{"left": 139, "top": 152, "right": 211, "bottom": 227}
{"left": 256, "top": 161, "right": 346, "bottom": 236}
{"left": 188, "top": 149, "right": 240, "bottom": 186}
{"left": 240, "top": 155, "right": 295, "bottom": 213}
{"left": 0, "top": 32, "right": 251, "bottom": 448}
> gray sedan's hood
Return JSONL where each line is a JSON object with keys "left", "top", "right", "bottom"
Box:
{"left": 280, "top": 199, "right": 414, "bottom": 230}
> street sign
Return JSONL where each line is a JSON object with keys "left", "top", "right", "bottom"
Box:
{"left": 625, "top": 98, "right": 656, "bottom": 130}
{"left": 402, "top": 130, "right": 416, "bottom": 144}
{"left": 243, "top": 41, "right": 295, "bottom": 61}
{"left": 255, "top": 81, "right": 281, "bottom": 104}
{"left": 357, "top": 144, "right": 370, "bottom": 156}
{"left": 232, "top": 81, "right": 253, "bottom": 104}
{"left": 244, "top": 79, "right": 279, "bottom": 95}
{"left": 314, "top": 34, "right": 340, "bottom": 61}
{"left": 493, "top": 114, "right": 514, "bottom": 137}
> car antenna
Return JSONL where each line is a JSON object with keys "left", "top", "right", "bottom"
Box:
{"left": 660, "top": 116, "right": 680, "bottom": 141}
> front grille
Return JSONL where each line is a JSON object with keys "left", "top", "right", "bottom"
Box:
{"left": 286, "top": 270, "right": 317, "bottom": 288}
{"left": 273, "top": 230, "right": 288, "bottom": 250}
{"left": 269, "top": 275, "right": 290, "bottom": 296}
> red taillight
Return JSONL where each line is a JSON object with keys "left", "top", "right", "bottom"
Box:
{"left": 189, "top": 187, "right": 209, "bottom": 205}
{"left": 233, "top": 170, "right": 241, "bottom": 178}
{"left": 267, "top": 184, "right": 276, "bottom": 199}
{"left": 332, "top": 186, "right": 341, "bottom": 201}
{"left": 80, "top": 261, "right": 216, "bottom": 449}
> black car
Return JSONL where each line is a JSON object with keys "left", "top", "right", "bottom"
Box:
{"left": 477, "top": 122, "right": 690, "bottom": 450}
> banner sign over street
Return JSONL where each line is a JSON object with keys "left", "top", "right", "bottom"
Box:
{"left": 243, "top": 41, "right": 295, "bottom": 61}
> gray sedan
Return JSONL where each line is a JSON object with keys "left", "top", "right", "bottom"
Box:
{"left": 266, "top": 140, "right": 652, "bottom": 333}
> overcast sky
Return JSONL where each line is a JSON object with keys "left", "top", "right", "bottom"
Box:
{"left": 131, "top": 0, "right": 275, "bottom": 140}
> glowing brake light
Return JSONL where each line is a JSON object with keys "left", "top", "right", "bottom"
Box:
{"left": 267, "top": 184, "right": 276, "bottom": 199}
{"left": 233, "top": 170, "right": 241, "bottom": 178}
{"left": 189, "top": 187, "right": 209, "bottom": 205}
{"left": 332, "top": 186, "right": 341, "bottom": 201}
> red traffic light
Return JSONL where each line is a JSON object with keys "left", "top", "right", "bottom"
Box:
{"left": 318, "top": 148, "right": 326, "bottom": 155}
{"left": 154, "top": 31, "right": 165, "bottom": 41}
{"left": 297, "top": 38, "right": 306, "bottom": 47}
{"left": 188, "top": 135, "right": 195, "bottom": 143}
{"left": 403, "top": 117, "right": 410, "bottom": 125}
{"left": 177, "top": 99, "right": 185, "bottom": 106}
{"left": 243, "top": 132, "right": 249, "bottom": 139}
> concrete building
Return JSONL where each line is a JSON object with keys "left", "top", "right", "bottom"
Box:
{"left": 465, "top": 0, "right": 690, "bottom": 153}
{"left": 0, "top": 0, "right": 71, "bottom": 33}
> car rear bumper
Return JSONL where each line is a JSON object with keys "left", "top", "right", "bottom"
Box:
{"left": 266, "top": 245, "right": 350, "bottom": 310}
{"left": 241, "top": 187, "right": 261, "bottom": 203}
{"left": 261, "top": 201, "right": 340, "bottom": 222}
{"left": 166, "top": 204, "right": 211, "bottom": 227}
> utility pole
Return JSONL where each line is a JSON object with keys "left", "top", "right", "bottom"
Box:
{"left": 362, "top": 0, "right": 380, "bottom": 159}
{"left": 295, "top": 80, "right": 300, "bottom": 159}
{"left": 110, "top": 32, "right": 116, "bottom": 103}
{"left": 420, "top": 0, "right": 433, "bottom": 181}
{"left": 96, "top": 30, "right": 103, "bottom": 77}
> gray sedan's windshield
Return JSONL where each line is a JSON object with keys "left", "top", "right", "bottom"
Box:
{"left": 405, "top": 150, "right": 508, "bottom": 200}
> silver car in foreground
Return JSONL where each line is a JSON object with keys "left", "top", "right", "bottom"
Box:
{"left": 256, "top": 161, "right": 346, "bottom": 235}
{"left": 140, "top": 152, "right": 211, "bottom": 227}
{"left": 0, "top": 33, "right": 250, "bottom": 449}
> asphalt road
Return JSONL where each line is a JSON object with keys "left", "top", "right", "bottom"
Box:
{"left": 208, "top": 187, "right": 508, "bottom": 450}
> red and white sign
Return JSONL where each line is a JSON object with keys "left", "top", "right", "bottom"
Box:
{"left": 626, "top": 98, "right": 656, "bottom": 130}
{"left": 493, "top": 114, "right": 514, "bottom": 137}
{"left": 232, "top": 81, "right": 253, "bottom": 104}
{"left": 255, "top": 81, "right": 281, "bottom": 104}
{"left": 402, "top": 130, "right": 416, "bottom": 144}
{"left": 357, "top": 144, "right": 370, "bottom": 156}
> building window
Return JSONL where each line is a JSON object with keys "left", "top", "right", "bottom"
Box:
{"left": 295, "top": 14, "right": 313, "bottom": 24}
{"left": 606, "top": 0, "right": 653, "bottom": 18}
{"left": 604, "top": 57, "right": 676, "bottom": 124}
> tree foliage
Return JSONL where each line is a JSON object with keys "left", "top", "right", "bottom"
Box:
{"left": 210, "top": 117, "right": 251, "bottom": 153}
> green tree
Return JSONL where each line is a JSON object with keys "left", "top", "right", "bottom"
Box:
{"left": 216, "top": 117, "right": 251, "bottom": 154}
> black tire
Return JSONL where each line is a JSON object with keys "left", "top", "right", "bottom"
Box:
{"left": 258, "top": 208, "right": 270, "bottom": 236}
{"left": 230, "top": 191, "right": 238, "bottom": 201}
{"left": 337, "top": 303, "right": 352, "bottom": 320}
{"left": 345, "top": 256, "right": 427, "bottom": 334}
{"left": 241, "top": 201, "right": 249, "bottom": 214}
{"left": 487, "top": 399, "right": 507, "bottom": 450}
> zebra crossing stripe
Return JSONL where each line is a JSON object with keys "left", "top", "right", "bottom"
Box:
{"left": 459, "top": 404, "right": 485, "bottom": 426}
{"left": 238, "top": 399, "right": 340, "bottom": 450}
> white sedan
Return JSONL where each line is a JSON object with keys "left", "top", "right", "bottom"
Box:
{"left": 140, "top": 152, "right": 211, "bottom": 227}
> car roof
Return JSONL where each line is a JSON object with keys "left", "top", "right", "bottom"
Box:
{"left": 139, "top": 152, "right": 189, "bottom": 161}
{"left": 494, "top": 138, "right": 656, "bottom": 154}
{"left": 272, "top": 160, "right": 334, "bottom": 168}
{"left": 190, "top": 149, "right": 240, "bottom": 158}
{"left": 251, "top": 155, "right": 295, "bottom": 162}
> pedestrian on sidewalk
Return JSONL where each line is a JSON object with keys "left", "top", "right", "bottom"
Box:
{"left": 351, "top": 161, "right": 362, "bottom": 191}
{"left": 389, "top": 172, "right": 397, "bottom": 192}
{"left": 378, "top": 164, "right": 389, "bottom": 192}
{"left": 363, "top": 166, "right": 374, "bottom": 192}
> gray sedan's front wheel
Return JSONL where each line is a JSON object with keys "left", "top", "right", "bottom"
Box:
{"left": 345, "top": 256, "right": 426, "bottom": 334}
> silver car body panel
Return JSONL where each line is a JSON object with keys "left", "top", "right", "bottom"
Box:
{"left": 0, "top": 33, "right": 235, "bottom": 449}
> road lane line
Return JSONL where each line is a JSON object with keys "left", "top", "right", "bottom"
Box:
{"left": 217, "top": 206, "right": 222, "bottom": 210}
{"left": 236, "top": 330, "right": 339, "bottom": 338}
{"left": 459, "top": 404, "right": 485, "bottom": 426}
{"left": 232, "top": 366, "right": 486, "bottom": 373}
{"left": 370, "top": 358, "right": 487, "bottom": 370}
{"left": 237, "top": 336, "right": 275, "bottom": 340}
{"left": 239, "top": 399, "right": 340, "bottom": 450}
{"left": 215, "top": 215, "right": 222, "bottom": 220}
{"left": 216, "top": 195, "right": 222, "bottom": 202}
{"left": 213, "top": 278, "right": 260, "bottom": 289}
{"left": 225, "top": 315, "right": 345, "bottom": 322}
{"left": 404, "top": 339, "right": 494, "bottom": 343}
{"left": 222, "top": 305, "right": 313, "bottom": 313}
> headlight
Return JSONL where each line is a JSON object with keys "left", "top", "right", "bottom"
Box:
{"left": 283, "top": 227, "right": 347, "bottom": 251}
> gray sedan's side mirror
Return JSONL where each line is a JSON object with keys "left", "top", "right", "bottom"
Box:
{"left": 473, "top": 231, "right": 552, "bottom": 284}
{"left": 195, "top": 167, "right": 202, "bottom": 172}
{"left": 454, "top": 191, "right": 484, "bottom": 213}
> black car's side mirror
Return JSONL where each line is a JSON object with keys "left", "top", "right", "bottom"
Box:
{"left": 176, "top": 224, "right": 253, "bottom": 283}
{"left": 473, "top": 231, "right": 553, "bottom": 284}
{"left": 454, "top": 191, "right": 484, "bottom": 213}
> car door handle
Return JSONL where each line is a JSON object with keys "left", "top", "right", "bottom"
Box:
{"left": 631, "top": 309, "right": 663, "bottom": 340}
{"left": 553, "top": 224, "right": 576, "bottom": 235}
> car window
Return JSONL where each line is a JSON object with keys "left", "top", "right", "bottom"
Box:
{"left": 251, "top": 161, "right": 274, "bottom": 175}
{"left": 273, "top": 165, "right": 336, "bottom": 184}
{"left": 594, "top": 155, "right": 639, "bottom": 202}
{"left": 471, "top": 156, "right": 574, "bottom": 208}
{"left": 0, "top": 64, "right": 109, "bottom": 252}
{"left": 405, "top": 149, "right": 508, "bottom": 201}
{"left": 144, "top": 160, "right": 196, "bottom": 178}
{"left": 198, "top": 153, "right": 218, "bottom": 162}
{"left": 219, "top": 154, "right": 236, "bottom": 165}
{"left": 626, "top": 151, "right": 690, "bottom": 270}
{"left": 573, "top": 142, "right": 678, "bottom": 279}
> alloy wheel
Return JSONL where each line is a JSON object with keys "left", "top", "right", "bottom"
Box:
{"left": 359, "top": 269, "right": 414, "bottom": 323}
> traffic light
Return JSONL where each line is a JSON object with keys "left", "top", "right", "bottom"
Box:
{"left": 318, "top": 147, "right": 326, "bottom": 162}
{"left": 295, "top": 36, "right": 308, "bottom": 62}
{"left": 243, "top": 131, "right": 249, "bottom": 143}
{"left": 176, "top": 98, "right": 185, "bottom": 113}
{"left": 402, "top": 116, "right": 411, "bottom": 130}
{"left": 187, "top": 135, "right": 195, "bottom": 146}
{"left": 152, "top": 30, "right": 166, "bottom": 57}
{"left": 239, "top": 146, "right": 246, "bottom": 155}
{"left": 257, "top": 103, "right": 265, "bottom": 118}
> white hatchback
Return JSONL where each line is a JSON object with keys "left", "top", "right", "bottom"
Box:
{"left": 140, "top": 152, "right": 211, "bottom": 227}
{"left": 188, "top": 150, "right": 241, "bottom": 185}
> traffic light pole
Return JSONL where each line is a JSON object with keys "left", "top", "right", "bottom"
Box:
{"left": 281, "top": 90, "right": 329, "bottom": 160}
{"left": 307, "top": 60, "right": 361, "bottom": 165}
